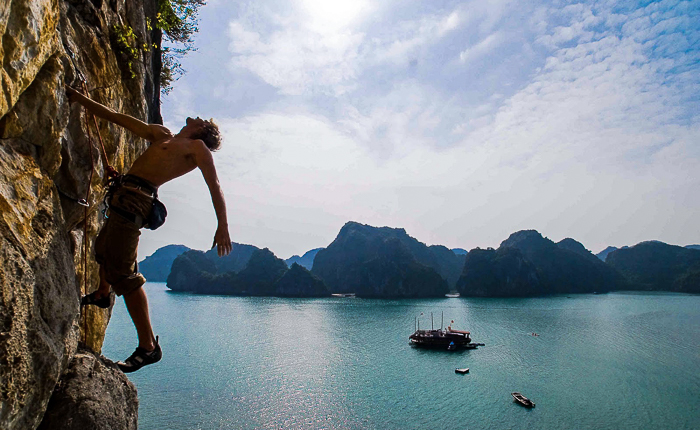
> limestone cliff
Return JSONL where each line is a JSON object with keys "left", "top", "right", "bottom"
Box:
{"left": 606, "top": 241, "right": 700, "bottom": 293}
{"left": 0, "top": 0, "right": 160, "bottom": 428}
{"left": 461, "top": 230, "right": 627, "bottom": 296}
{"left": 167, "top": 247, "right": 331, "bottom": 297}
{"left": 311, "top": 222, "right": 450, "bottom": 297}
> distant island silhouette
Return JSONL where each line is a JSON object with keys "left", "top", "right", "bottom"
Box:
{"left": 138, "top": 222, "right": 700, "bottom": 297}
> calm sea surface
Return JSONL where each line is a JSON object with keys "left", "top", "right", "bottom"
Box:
{"left": 103, "top": 283, "right": 700, "bottom": 429}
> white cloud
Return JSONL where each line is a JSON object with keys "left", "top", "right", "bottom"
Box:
{"left": 369, "top": 9, "right": 464, "bottom": 65}
{"left": 227, "top": 3, "right": 468, "bottom": 95}
{"left": 536, "top": 3, "right": 601, "bottom": 48}
{"left": 459, "top": 32, "right": 503, "bottom": 63}
{"left": 439, "top": 11, "right": 461, "bottom": 36}
{"left": 228, "top": 21, "right": 364, "bottom": 96}
{"left": 143, "top": 0, "right": 700, "bottom": 259}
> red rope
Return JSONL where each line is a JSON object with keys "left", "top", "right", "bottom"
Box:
{"left": 77, "top": 83, "right": 119, "bottom": 342}
{"left": 80, "top": 83, "right": 96, "bottom": 298}
{"left": 80, "top": 82, "right": 119, "bottom": 179}
{"left": 79, "top": 83, "right": 96, "bottom": 345}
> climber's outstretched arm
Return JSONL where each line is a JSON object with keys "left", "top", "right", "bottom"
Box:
{"left": 66, "top": 86, "right": 170, "bottom": 143}
{"left": 193, "top": 141, "right": 231, "bottom": 257}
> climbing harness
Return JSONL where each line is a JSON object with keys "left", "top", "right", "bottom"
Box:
{"left": 102, "top": 174, "right": 162, "bottom": 227}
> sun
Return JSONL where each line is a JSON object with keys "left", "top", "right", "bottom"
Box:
{"left": 299, "top": 0, "right": 370, "bottom": 33}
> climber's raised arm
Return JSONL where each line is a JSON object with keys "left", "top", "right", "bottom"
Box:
{"left": 66, "top": 86, "right": 170, "bottom": 143}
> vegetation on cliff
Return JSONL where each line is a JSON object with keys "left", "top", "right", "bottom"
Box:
{"left": 276, "top": 263, "right": 329, "bottom": 297}
{"left": 311, "top": 222, "right": 450, "bottom": 298}
{"left": 606, "top": 242, "right": 700, "bottom": 293}
{"left": 154, "top": 0, "right": 205, "bottom": 93}
{"left": 456, "top": 247, "right": 542, "bottom": 297}
{"left": 167, "top": 247, "right": 330, "bottom": 296}
{"left": 457, "top": 230, "right": 627, "bottom": 297}
{"left": 500, "top": 230, "right": 626, "bottom": 294}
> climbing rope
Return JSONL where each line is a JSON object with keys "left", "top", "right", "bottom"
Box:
{"left": 78, "top": 80, "right": 96, "bottom": 315}
{"left": 65, "top": 43, "right": 121, "bottom": 336}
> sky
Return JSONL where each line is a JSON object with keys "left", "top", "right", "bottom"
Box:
{"left": 140, "top": 0, "right": 700, "bottom": 260}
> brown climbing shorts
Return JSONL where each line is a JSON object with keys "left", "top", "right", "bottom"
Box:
{"left": 94, "top": 184, "right": 155, "bottom": 296}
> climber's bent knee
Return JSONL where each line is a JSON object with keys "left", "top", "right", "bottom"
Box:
{"left": 110, "top": 272, "right": 146, "bottom": 297}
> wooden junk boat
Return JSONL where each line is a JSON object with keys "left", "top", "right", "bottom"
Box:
{"left": 511, "top": 392, "right": 535, "bottom": 408}
{"left": 409, "top": 313, "right": 482, "bottom": 350}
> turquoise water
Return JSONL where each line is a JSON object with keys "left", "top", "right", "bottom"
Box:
{"left": 103, "top": 284, "right": 700, "bottom": 429}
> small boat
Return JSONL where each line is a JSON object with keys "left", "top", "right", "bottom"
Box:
{"left": 511, "top": 392, "right": 535, "bottom": 408}
{"left": 445, "top": 292, "right": 460, "bottom": 298}
{"left": 455, "top": 368, "right": 469, "bottom": 374}
{"left": 331, "top": 293, "right": 356, "bottom": 298}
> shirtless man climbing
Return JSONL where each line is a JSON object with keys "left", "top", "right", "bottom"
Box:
{"left": 66, "top": 86, "right": 232, "bottom": 372}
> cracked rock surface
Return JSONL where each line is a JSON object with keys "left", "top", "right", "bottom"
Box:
{"left": 0, "top": 0, "right": 160, "bottom": 428}
{"left": 37, "top": 348, "right": 139, "bottom": 430}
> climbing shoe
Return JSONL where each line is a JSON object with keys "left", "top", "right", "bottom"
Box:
{"left": 80, "top": 291, "right": 113, "bottom": 309}
{"left": 117, "top": 336, "right": 162, "bottom": 373}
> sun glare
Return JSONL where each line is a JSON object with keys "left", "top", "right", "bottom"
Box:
{"left": 299, "top": 0, "right": 369, "bottom": 33}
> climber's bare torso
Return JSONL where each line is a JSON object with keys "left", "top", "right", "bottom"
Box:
{"left": 126, "top": 117, "right": 215, "bottom": 187}
{"left": 128, "top": 130, "right": 198, "bottom": 187}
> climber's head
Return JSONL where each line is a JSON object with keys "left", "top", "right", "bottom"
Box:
{"left": 182, "top": 117, "right": 221, "bottom": 151}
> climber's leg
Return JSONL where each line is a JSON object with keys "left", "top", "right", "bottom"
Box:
{"left": 117, "top": 286, "right": 162, "bottom": 373}
{"left": 123, "top": 286, "right": 156, "bottom": 351}
{"left": 97, "top": 265, "right": 111, "bottom": 296}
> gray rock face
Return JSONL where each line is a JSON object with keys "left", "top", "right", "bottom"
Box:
{"left": 0, "top": 0, "right": 159, "bottom": 428}
{"left": 37, "top": 348, "right": 138, "bottom": 430}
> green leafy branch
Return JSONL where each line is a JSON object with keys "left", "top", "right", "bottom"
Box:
{"left": 112, "top": 1, "right": 204, "bottom": 94}
{"left": 152, "top": 0, "right": 205, "bottom": 94}
{"left": 112, "top": 24, "right": 141, "bottom": 79}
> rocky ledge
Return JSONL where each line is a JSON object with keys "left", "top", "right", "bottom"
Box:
{"left": 38, "top": 348, "right": 138, "bottom": 430}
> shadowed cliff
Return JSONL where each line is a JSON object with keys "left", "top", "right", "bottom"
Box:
{"left": 457, "top": 230, "right": 626, "bottom": 297}
{"left": 311, "top": 222, "right": 450, "bottom": 298}
{"left": 167, "top": 246, "right": 330, "bottom": 297}
{"left": 607, "top": 242, "right": 700, "bottom": 293}
{"left": 139, "top": 244, "right": 191, "bottom": 281}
